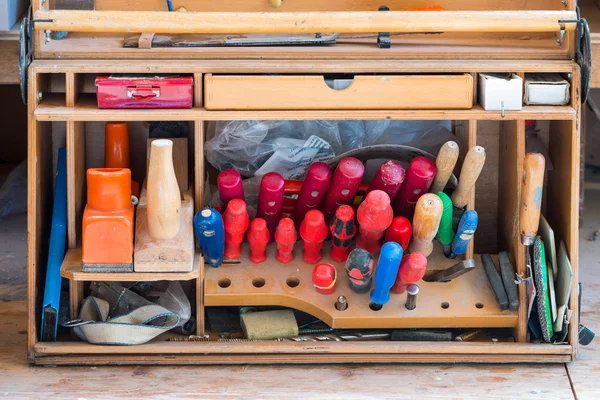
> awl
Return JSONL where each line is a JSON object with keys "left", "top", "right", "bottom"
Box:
{"left": 446, "top": 210, "right": 478, "bottom": 259}
{"left": 430, "top": 141, "right": 459, "bottom": 193}
{"left": 450, "top": 146, "right": 486, "bottom": 229}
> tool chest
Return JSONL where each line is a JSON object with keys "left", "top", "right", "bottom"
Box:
{"left": 24, "top": 0, "right": 584, "bottom": 365}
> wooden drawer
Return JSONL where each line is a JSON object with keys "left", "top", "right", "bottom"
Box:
{"left": 204, "top": 74, "right": 473, "bottom": 110}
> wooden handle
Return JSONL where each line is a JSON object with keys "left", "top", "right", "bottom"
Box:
{"left": 520, "top": 153, "right": 545, "bottom": 245}
{"left": 409, "top": 194, "right": 442, "bottom": 257}
{"left": 34, "top": 10, "right": 577, "bottom": 34}
{"left": 430, "top": 141, "right": 459, "bottom": 193}
{"left": 451, "top": 146, "right": 486, "bottom": 208}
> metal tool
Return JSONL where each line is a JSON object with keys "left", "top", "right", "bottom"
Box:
{"left": 431, "top": 141, "right": 459, "bottom": 193}
{"left": 498, "top": 251, "right": 519, "bottom": 311}
{"left": 223, "top": 199, "right": 250, "bottom": 260}
{"left": 450, "top": 146, "right": 486, "bottom": 229}
{"left": 356, "top": 190, "right": 393, "bottom": 255}
{"left": 435, "top": 191, "right": 455, "bottom": 254}
{"left": 370, "top": 242, "right": 403, "bottom": 311}
{"left": 330, "top": 205, "right": 357, "bottom": 262}
{"left": 427, "top": 259, "right": 476, "bottom": 282}
{"left": 335, "top": 295, "right": 349, "bottom": 311}
{"left": 408, "top": 193, "right": 443, "bottom": 257}
{"left": 446, "top": 210, "right": 478, "bottom": 259}
{"left": 257, "top": 172, "right": 285, "bottom": 240}
{"left": 405, "top": 284, "right": 419, "bottom": 310}
{"left": 300, "top": 210, "right": 328, "bottom": 264}
{"left": 481, "top": 254, "right": 509, "bottom": 311}
{"left": 520, "top": 153, "right": 546, "bottom": 313}
{"left": 345, "top": 248, "right": 374, "bottom": 294}
{"left": 193, "top": 208, "right": 225, "bottom": 268}
{"left": 294, "top": 162, "right": 332, "bottom": 230}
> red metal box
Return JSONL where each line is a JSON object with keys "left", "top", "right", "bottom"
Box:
{"left": 95, "top": 74, "right": 194, "bottom": 109}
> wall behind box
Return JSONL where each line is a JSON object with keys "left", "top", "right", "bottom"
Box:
{"left": 0, "top": 0, "right": 28, "bottom": 31}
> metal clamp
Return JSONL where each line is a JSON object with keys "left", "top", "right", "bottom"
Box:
{"left": 19, "top": 5, "right": 54, "bottom": 105}
{"left": 377, "top": 5, "right": 391, "bottom": 49}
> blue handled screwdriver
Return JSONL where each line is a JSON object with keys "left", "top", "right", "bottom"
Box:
{"left": 193, "top": 208, "right": 225, "bottom": 268}
{"left": 369, "top": 241, "right": 403, "bottom": 311}
{"left": 446, "top": 210, "right": 478, "bottom": 259}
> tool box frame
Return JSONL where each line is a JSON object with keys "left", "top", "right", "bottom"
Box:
{"left": 25, "top": 0, "right": 582, "bottom": 365}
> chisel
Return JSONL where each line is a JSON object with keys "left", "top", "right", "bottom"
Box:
{"left": 430, "top": 141, "right": 459, "bottom": 193}
{"left": 520, "top": 153, "right": 545, "bottom": 307}
{"left": 446, "top": 210, "right": 478, "bottom": 259}
{"left": 427, "top": 259, "right": 476, "bottom": 282}
{"left": 322, "top": 157, "right": 365, "bottom": 224}
{"left": 369, "top": 241, "right": 403, "bottom": 311}
{"left": 481, "top": 254, "right": 509, "bottom": 311}
{"left": 408, "top": 193, "right": 443, "bottom": 257}
{"left": 393, "top": 156, "right": 436, "bottom": 220}
{"left": 450, "top": 146, "right": 486, "bottom": 228}
{"left": 435, "top": 191, "right": 455, "bottom": 255}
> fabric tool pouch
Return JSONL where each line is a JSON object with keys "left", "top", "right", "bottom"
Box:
{"left": 71, "top": 296, "right": 180, "bottom": 345}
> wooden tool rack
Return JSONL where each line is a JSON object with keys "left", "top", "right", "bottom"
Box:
{"left": 26, "top": 0, "right": 582, "bottom": 365}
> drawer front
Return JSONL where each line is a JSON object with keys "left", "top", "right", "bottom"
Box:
{"left": 204, "top": 74, "right": 473, "bottom": 110}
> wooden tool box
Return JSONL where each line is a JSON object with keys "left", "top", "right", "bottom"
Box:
{"left": 25, "top": 0, "right": 583, "bottom": 365}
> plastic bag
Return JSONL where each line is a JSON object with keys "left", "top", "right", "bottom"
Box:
{"left": 205, "top": 120, "right": 380, "bottom": 177}
{"left": 0, "top": 160, "right": 27, "bottom": 218}
{"left": 204, "top": 120, "right": 453, "bottom": 179}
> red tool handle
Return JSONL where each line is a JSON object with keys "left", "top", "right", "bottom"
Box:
{"left": 286, "top": 180, "right": 369, "bottom": 196}
{"left": 294, "top": 162, "right": 332, "bottom": 229}
{"left": 356, "top": 190, "right": 393, "bottom": 254}
{"left": 322, "top": 158, "right": 365, "bottom": 224}
{"left": 391, "top": 252, "right": 427, "bottom": 294}
{"left": 248, "top": 218, "right": 270, "bottom": 264}
{"left": 385, "top": 216, "right": 413, "bottom": 250}
{"left": 367, "top": 160, "right": 405, "bottom": 203}
{"left": 217, "top": 169, "right": 245, "bottom": 209}
{"left": 223, "top": 199, "right": 249, "bottom": 260}
{"left": 393, "top": 156, "right": 436, "bottom": 220}
{"left": 257, "top": 172, "right": 285, "bottom": 240}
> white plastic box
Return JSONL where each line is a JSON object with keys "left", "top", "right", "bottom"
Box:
{"left": 0, "top": 0, "right": 27, "bottom": 31}
{"left": 479, "top": 73, "right": 523, "bottom": 111}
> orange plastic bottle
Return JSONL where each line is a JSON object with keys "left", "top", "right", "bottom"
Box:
{"left": 82, "top": 168, "right": 134, "bottom": 266}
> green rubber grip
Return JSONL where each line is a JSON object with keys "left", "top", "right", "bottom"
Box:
{"left": 435, "top": 192, "right": 455, "bottom": 245}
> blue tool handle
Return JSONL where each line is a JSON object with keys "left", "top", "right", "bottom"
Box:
{"left": 41, "top": 147, "right": 68, "bottom": 341}
{"left": 451, "top": 210, "right": 478, "bottom": 256}
{"left": 166, "top": 0, "right": 173, "bottom": 11}
{"left": 370, "top": 241, "right": 403, "bottom": 306}
{"left": 193, "top": 208, "right": 225, "bottom": 268}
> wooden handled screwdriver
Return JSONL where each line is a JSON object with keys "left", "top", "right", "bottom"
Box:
{"left": 408, "top": 194, "right": 443, "bottom": 257}
{"left": 521, "top": 153, "right": 546, "bottom": 246}
{"left": 430, "top": 141, "right": 459, "bottom": 193}
{"left": 451, "top": 146, "right": 486, "bottom": 228}
{"left": 521, "top": 153, "right": 545, "bottom": 285}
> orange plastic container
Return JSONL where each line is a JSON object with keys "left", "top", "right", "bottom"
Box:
{"left": 82, "top": 168, "right": 134, "bottom": 266}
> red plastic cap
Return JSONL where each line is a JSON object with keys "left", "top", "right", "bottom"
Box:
{"left": 312, "top": 263, "right": 337, "bottom": 294}
{"left": 338, "top": 157, "right": 366, "bottom": 180}
{"left": 300, "top": 210, "right": 328, "bottom": 242}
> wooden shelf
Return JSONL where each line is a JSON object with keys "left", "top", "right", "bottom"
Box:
{"left": 205, "top": 241, "right": 518, "bottom": 330}
{"left": 60, "top": 248, "right": 202, "bottom": 281}
{"left": 34, "top": 94, "right": 577, "bottom": 121}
